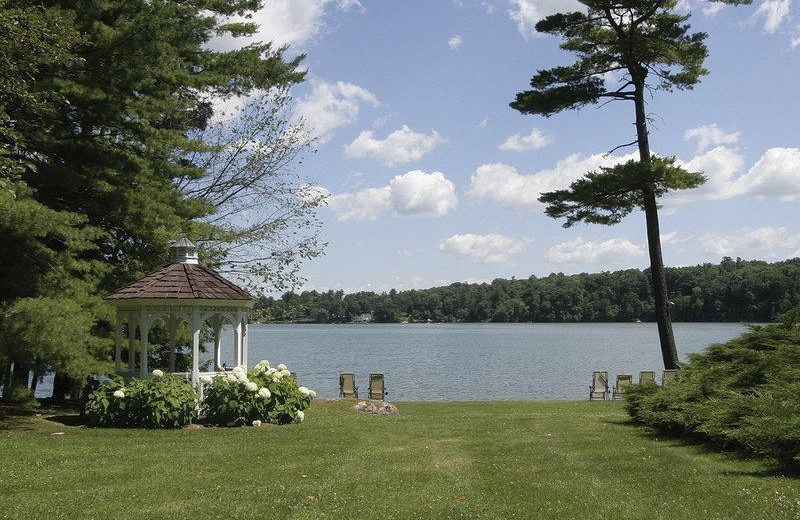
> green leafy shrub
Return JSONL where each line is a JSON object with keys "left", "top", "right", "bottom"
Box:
{"left": 201, "top": 360, "right": 313, "bottom": 426}
{"left": 85, "top": 372, "right": 197, "bottom": 428}
{"left": 627, "top": 308, "right": 800, "bottom": 467}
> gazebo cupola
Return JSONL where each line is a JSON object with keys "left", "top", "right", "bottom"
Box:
{"left": 104, "top": 238, "right": 255, "bottom": 384}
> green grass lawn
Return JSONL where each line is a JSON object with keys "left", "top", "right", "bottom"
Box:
{"left": 2, "top": 400, "right": 799, "bottom": 520}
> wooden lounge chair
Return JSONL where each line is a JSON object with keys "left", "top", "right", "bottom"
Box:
{"left": 368, "top": 373, "right": 388, "bottom": 400}
{"left": 639, "top": 371, "right": 656, "bottom": 384}
{"left": 589, "top": 371, "right": 608, "bottom": 400}
{"left": 339, "top": 373, "right": 358, "bottom": 398}
{"left": 662, "top": 369, "right": 679, "bottom": 384}
{"left": 612, "top": 374, "right": 632, "bottom": 400}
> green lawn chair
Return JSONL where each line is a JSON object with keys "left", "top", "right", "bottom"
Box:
{"left": 639, "top": 371, "right": 656, "bottom": 384}
{"left": 339, "top": 373, "right": 358, "bottom": 398}
{"left": 612, "top": 374, "right": 632, "bottom": 400}
{"left": 368, "top": 373, "right": 388, "bottom": 400}
{"left": 589, "top": 371, "right": 609, "bottom": 400}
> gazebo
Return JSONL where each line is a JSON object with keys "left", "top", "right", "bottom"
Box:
{"left": 104, "top": 239, "right": 255, "bottom": 384}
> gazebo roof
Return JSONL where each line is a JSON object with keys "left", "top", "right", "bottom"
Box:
{"left": 105, "top": 262, "right": 253, "bottom": 301}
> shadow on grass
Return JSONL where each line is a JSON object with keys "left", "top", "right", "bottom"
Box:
{"left": 0, "top": 401, "right": 84, "bottom": 430}
{"left": 604, "top": 415, "right": 800, "bottom": 478}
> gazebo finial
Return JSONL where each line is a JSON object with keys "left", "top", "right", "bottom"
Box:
{"left": 170, "top": 237, "right": 199, "bottom": 264}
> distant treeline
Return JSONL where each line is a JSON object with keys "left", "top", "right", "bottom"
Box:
{"left": 252, "top": 257, "right": 800, "bottom": 324}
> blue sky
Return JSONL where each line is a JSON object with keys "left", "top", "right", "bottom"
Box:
{"left": 217, "top": 0, "right": 799, "bottom": 294}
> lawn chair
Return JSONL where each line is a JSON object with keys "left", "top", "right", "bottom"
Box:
{"left": 339, "top": 373, "right": 358, "bottom": 398}
{"left": 662, "top": 369, "right": 679, "bottom": 384}
{"left": 368, "top": 373, "right": 388, "bottom": 400}
{"left": 639, "top": 371, "right": 656, "bottom": 384}
{"left": 612, "top": 374, "right": 632, "bottom": 400}
{"left": 589, "top": 371, "right": 609, "bottom": 400}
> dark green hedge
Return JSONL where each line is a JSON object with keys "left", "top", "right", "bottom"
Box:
{"left": 625, "top": 308, "right": 800, "bottom": 467}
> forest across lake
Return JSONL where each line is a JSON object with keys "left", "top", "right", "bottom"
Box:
{"left": 252, "top": 257, "right": 800, "bottom": 324}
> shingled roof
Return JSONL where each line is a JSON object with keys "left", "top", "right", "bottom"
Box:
{"left": 105, "top": 263, "right": 253, "bottom": 301}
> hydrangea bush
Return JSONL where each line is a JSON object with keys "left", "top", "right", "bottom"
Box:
{"left": 84, "top": 371, "right": 197, "bottom": 428}
{"left": 201, "top": 360, "right": 314, "bottom": 426}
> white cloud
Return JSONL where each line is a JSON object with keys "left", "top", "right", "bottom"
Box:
{"left": 484, "top": 2, "right": 497, "bottom": 14}
{"left": 468, "top": 151, "right": 637, "bottom": 209}
{"left": 683, "top": 123, "right": 741, "bottom": 153}
{"left": 325, "top": 170, "right": 457, "bottom": 221}
{"left": 448, "top": 34, "right": 463, "bottom": 50}
{"left": 732, "top": 148, "right": 800, "bottom": 200}
{"left": 479, "top": 117, "right": 490, "bottom": 128}
{"left": 673, "top": 146, "right": 747, "bottom": 202}
{"left": 545, "top": 237, "right": 645, "bottom": 264}
{"left": 390, "top": 170, "right": 458, "bottom": 217}
{"left": 326, "top": 187, "right": 391, "bottom": 222}
{"left": 344, "top": 125, "right": 446, "bottom": 166}
{"left": 439, "top": 233, "right": 530, "bottom": 264}
{"left": 499, "top": 128, "right": 553, "bottom": 151}
{"left": 755, "top": 0, "right": 791, "bottom": 33}
{"left": 703, "top": 2, "right": 728, "bottom": 15}
{"left": 660, "top": 231, "right": 688, "bottom": 245}
{"left": 701, "top": 227, "right": 800, "bottom": 256}
{"left": 295, "top": 81, "right": 379, "bottom": 141}
{"left": 210, "top": 0, "right": 362, "bottom": 50}
{"left": 508, "top": 0, "right": 583, "bottom": 36}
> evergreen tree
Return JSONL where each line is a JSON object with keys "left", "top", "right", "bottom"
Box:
{"left": 509, "top": 0, "right": 745, "bottom": 368}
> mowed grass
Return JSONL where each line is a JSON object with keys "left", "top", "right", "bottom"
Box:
{"left": 2, "top": 400, "right": 799, "bottom": 520}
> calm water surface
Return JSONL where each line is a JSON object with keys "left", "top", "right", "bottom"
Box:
{"left": 234, "top": 322, "right": 747, "bottom": 401}
{"left": 34, "top": 322, "right": 749, "bottom": 400}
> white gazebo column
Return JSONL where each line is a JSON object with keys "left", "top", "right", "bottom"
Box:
{"left": 167, "top": 314, "right": 179, "bottom": 372}
{"left": 139, "top": 311, "right": 151, "bottom": 379}
{"left": 241, "top": 315, "right": 249, "bottom": 369}
{"left": 233, "top": 312, "right": 243, "bottom": 368}
{"left": 190, "top": 311, "right": 203, "bottom": 385}
{"left": 127, "top": 314, "right": 137, "bottom": 373}
{"left": 114, "top": 314, "right": 123, "bottom": 372}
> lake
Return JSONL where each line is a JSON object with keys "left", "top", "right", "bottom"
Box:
{"left": 237, "top": 322, "right": 748, "bottom": 401}
{"left": 33, "top": 322, "right": 750, "bottom": 401}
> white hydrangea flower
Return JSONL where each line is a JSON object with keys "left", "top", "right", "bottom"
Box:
{"left": 258, "top": 387, "right": 271, "bottom": 399}
{"left": 298, "top": 386, "right": 310, "bottom": 396}
{"left": 258, "top": 359, "right": 270, "bottom": 368}
{"left": 295, "top": 411, "right": 304, "bottom": 423}
{"left": 280, "top": 369, "right": 291, "bottom": 377}
{"left": 252, "top": 420, "right": 262, "bottom": 427}
{"left": 235, "top": 371, "right": 248, "bottom": 382}
{"left": 225, "top": 374, "right": 238, "bottom": 383}
{"left": 113, "top": 390, "right": 125, "bottom": 398}
{"left": 199, "top": 375, "right": 213, "bottom": 384}
{"left": 245, "top": 381, "right": 258, "bottom": 392}
{"left": 266, "top": 367, "right": 277, "bottom": 375}
{"left": 272, "top": 372, "right": 283, "bottom": 382}
{"left": 151, "top": 369, "right": 164, "bottom": 378}
{"left": 276, "top": 363, "right": 287, "bottom": 371}
{"left": 309, "top": 389, "right": 317, "bottom": 398}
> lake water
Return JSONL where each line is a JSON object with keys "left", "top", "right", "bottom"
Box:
{"left": 33, "top": 322, "right": 750, "bottom": 401}
{"left": 236, "top": 322, "right": 748, "bottom": 401}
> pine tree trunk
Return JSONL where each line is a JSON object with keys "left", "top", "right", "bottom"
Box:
{"left": 633, "top": 83, "right": 680, "bottom": 369}
{"left": 6, "top": 361, "right": 32, "bottom": 402}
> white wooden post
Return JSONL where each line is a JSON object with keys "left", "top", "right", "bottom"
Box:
{"left": 233, "top": 312, "right": 243, "bottom": 368}
{"left": 139, "top": 312, "right": 150, "bottom": 379}
{"left": 209, "top": 314, "right": 223, "bottom": 370}
{"left": 127, "top": 314, "right": 137, "bottom": 373}
{"left": 191, "top": 311, "right": 202, "bottom": 385}
{"left": 168, "top": 314, "right": 178, "bottom": 372}
{"left": 114, "top": 315, "right": 123, "bottom": 372}
{"left": 241, "top": 315, "right": 248, "bottom": 369}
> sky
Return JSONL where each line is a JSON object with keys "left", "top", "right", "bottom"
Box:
{"left": 214, "top": 0, "right": 799, "bottom": 295}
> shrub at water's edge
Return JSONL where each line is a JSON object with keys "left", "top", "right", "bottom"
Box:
{"left": 625, "top": 308, "right": 800, "bottom": 467}
{"left": 84, "top": 371, "right": 197, "bottom": 428}
{"left": 84, "top": 361, "right": 315, "bottom": 428}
